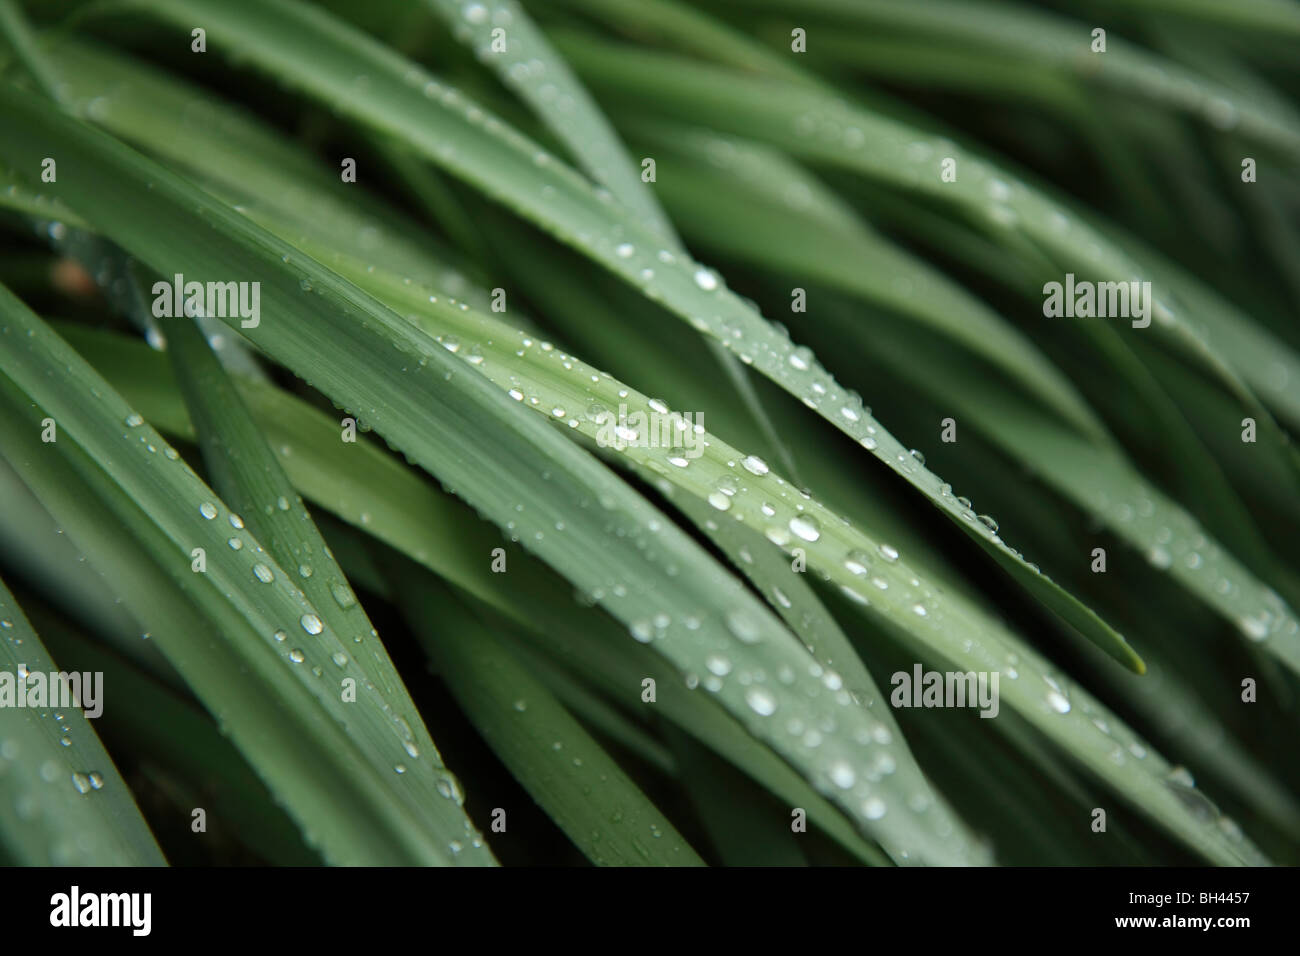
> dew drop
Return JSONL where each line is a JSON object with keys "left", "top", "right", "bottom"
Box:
{"left": 745, "top": 686, "right": 777, "bottom": 716}
{"left": 843, "top": 550, "right": 871, "bottom": 576}
{"left": 828, "top": 760, "right": 856, "bottom": 789}
{"left": 789, "top": 514, "right": 821, "bottom": 542}
{"left": 705, "top": 654, "right": 732, "bottom": 676}
{"left": 331, "top": 583, "right": 357, "bottom": 609}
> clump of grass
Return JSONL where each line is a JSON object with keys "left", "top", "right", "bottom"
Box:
{"left": 0, "top": 0, "right": 1296, "bottom": 866}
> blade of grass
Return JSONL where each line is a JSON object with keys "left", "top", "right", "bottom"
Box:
{"left": 0, "top": 574, "right": 166, "bottom": 865}
{"left": 22, "top": 598, "right": 322, "bottom": 865}
{"left": 421, "top": 0, "right": 803, "bottom": 481}
{"left": 552, "top": 32, "right": 1300, "bottom": 445}
{"left": 714, "top": 0, "right": 1300, "bottom": 156}
{"left": 390, "top": 559, "right": 705, "bottom": 865}
{"left": 424, "top": 0, "right": 673, "bottom": 239}
{"left": 0, "top": 86, "right": 982, "bottom": 864}
{"left": 0, "top": 286, "right": 485, "bottom": 865}
{"left": 155, "top": 275, "right": 495, "bottom": 861}
{"left": 632, "top": 121, "right": 1107, "bottom": 441}
{"left": 57, "top": 237, "right": 1273, "bottom": 865}
{"left": 50, "top": 323, "right": 889, "bottom": 865}
{"left": 91, "top": 0, "right": 1136, "bottom": 671}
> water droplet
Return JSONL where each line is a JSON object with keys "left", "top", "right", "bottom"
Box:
{"left": 878, "top": 543, "right": 899, "bottom": 562}
{"left": 789, "top": 514, "right": 821, "bottom": 542}
{"left": 741, "top": 455, "right": 770, "bottom": 476}
{"left": 1045, "top": 691, "right": 1071, "bottom": 713}
{"left": 1167, "top": 765, "right": 1195, "bottom": 787}
{"left": 861, "top": 796, "right": 887, "bottom": 819}
{"left": 1147, "top": 545, "right": 1172, "bottom": 569}
{"left": 199, "top": 502, "right": 217, "bottom": 520}
{"left": 745, "top": 686, "right": 777, "bottom": 716}
{"left": 288, "top": 648, "right": 305, "bottom": 663}
{"left": 252, "top": 563, "right": 274, "bottom": 584}
{"left": 726, "top": 610, "right": 762, "bottom": 644}
{"left": 331, "top": 582, "right": 357, "bottom": 609}
{"left": 693, "top": 268, "right": 719, "bottom": 291}
{"left": 828, "top": 760, "right": 856, "bottom": 789}
{"left": 436, "top": 773, "right": 465, "bottom": 805}
{"left": 705, "top": 654, "right": 732, "bottom": 676}
{"left": 300, "top": 614, "right": 323, "bottom": 635}
{"left": 1237, "top": 613, "right": 1270, "bottom": 642}
{"left": 843, "top": 550, "right": 871, "bottom": 576}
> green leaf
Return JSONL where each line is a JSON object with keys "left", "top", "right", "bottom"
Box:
{"left": 0, "top": 574, "right": 165, "bottom": 865}
{"left": 52, "top": 322, "right": 891, "bottom": 866}
{"left": 424, "top": 0, "right": 675, "bottom": 240}
{"left": 95, "top": 0, "right": 1135, "bottom": 671}
{"left": 0, "top": 83, "right": 982, "bottom": 863}
{"left": 0, "top": 284, "right": 488, "bottom": 865}
{"left": 392, "top": 561, "right": 706, "bottom": 866}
